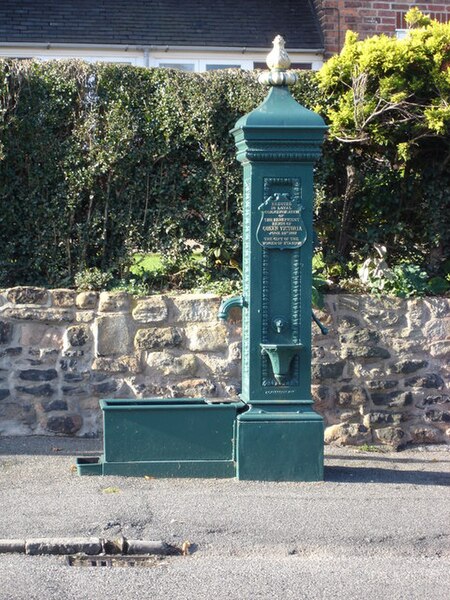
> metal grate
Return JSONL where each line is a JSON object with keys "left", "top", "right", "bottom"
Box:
{"left": 66, "top": 555, "right": 166, "bottom": 568}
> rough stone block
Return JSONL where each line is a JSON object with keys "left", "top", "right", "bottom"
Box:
{"left": 0, "top": 321, "right": 13, "bottom": 345}
{"left": 324, "top": 422, "right": 371, "bottom": 445}
{"left": 338, "top": 295, "right": 360, "bottom": 311}
{"left": 366, "top": 380, "right": 398, "bottom": 390}
{"left": 92, "top": 356, "right": 141, "bottom": 374}
{"left": 363, "top": 412, "right": 403, "bottom": 428}
{"left": 0, "top": 389, "right": 10, "bottom": 401}
{"left": 409, "top": 426, "right": 443, "bottom": 445}
{"left": 339, "top": 329, "right": 379, "bottom": 345}
{"left": 42, "top": 400, "right": 68, "bottom": 412}
{"left": 0, "top": 347, "right": 22, "bottom": 361}
{"left": 75, "top": 292, "right": 98, "bottom": 309}
{"left": 405, "top": 373, "right": 444, "bottom": 389}
{"left": 75, "top": 311, "right": 95, "bottom": 323}
{"left": 185, "top": 323, "right": 228, "bottom": 352}
{"left": 228, "top": 341, "right": 242, "bottom": 362}
{"left": 367, "top": 311, "right": 406, "bottom": 328}
{"left": 337, "top": 315, "right": 360, "bottom": 331}
{"left": 417, "top": 394, "right": 450, "bottom": 407}
{"left": 428, "top": 341, "right": 450, "bottom": 359}
{"left": 390, "top": 360, "right": 428, "bottom": 374}
{"left": 132, "top": 297, "right": 168, "bottom": 323}
{"left": 19, "top": 369, "right": 58, "bottom": 382}
{"left": 371, "top": 390, "right": 413, "bottom": 408}
{"left": 311, "top": 361, "right": 345, "bottom": 381}
{"left": 224, "top": 383, "right": 240, "bottom": 397}
{"left": 146, "top": 351, "right": 198, "bottom": 376}
{"left": 63, "top": 373, "right": 86, "bottom": 383}
{"left": 338, "top": 410, "right": 361, "bottom": 424}
{"left": 135, "top": 327, "right": 183, "bottom": 350}
{"left": 16, "top": 384, "right": 54, "bottom": 397}
{"left": 98, "top": 291, "right": 131, "bottom": 313}
{"left": 424, "top": 298, "right": 450, "bottom": 319}
{"left": 61, "top": 386, "right": 88, "bottom": 397}
{"left": 7, "top": 287, "right": 48, "bottom": 305}
{"left": 172, "top": 378, "right": 217, "bottom": 397}
{"left": 3, "top": 307, "right": 74, "bottom": 324}
{"left": 391, "top": 339, "right": 422, "bottom": 353}
{"left": 66, "top": 325, "right": 90, "bottom": 347}
{"left": 424, "top": 409, "right": 450, "bottom": 423}
{"left": 51, "top": 289, "right": 76, "bottom": 308}
{"left": 171, "top": 294, "right": 221, "bottom": 322}
{"left": 19, "top": 324, "right": 64, "bottom": 349}
{"left": 91, "top": 380, "right": 119, "bottom": 394}
{"left": 340, "top": 345, "right": 390, "bottom": 360}
{"left": 337, "top": 385, "right": 368, "bottom": 407}
{"left": 45, "top": 413, "right": 82, "bottom": 434}
{"left": 423, "top": 318, "right": 450, "bottom": 341}
{"left": 373, "top": 426, "right": 408, "bottom": 448}
{"left": 96, "top": 314, "right": 132, "bottom": 356}
{"left": 311, "top": 385, "right": 333, "bottom": 411}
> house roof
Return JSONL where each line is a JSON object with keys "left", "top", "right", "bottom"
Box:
{"left": 0, "top": 0, "right": 323, "bottom": 51}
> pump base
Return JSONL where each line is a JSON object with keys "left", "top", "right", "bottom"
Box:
{"left": 236, "top": 404, "right": 324, "bottom": 482}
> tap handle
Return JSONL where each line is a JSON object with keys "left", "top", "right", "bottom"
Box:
{"left": 312, "top": 311, "right": 328, "bottom": 335}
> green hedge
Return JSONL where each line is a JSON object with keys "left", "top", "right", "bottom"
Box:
{"left": 0, "top": 59, "right": 448, "bottom": 292}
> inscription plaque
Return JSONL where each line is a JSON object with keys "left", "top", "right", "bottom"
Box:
{"left": 256, "top": 192, "right": 306, "bottom": 249}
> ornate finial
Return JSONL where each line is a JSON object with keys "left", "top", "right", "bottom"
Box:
{"left": 258, "top": 35, "right": 298, "bottom": 87}
{"left": 267, "top": 35, "right": 291, "bottom": 70}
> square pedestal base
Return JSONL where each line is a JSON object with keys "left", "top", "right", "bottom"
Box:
{"left": 236, "top": 406, "right": 324, "bottom": 482}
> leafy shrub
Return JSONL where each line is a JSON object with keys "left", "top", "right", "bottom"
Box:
{"left": 315, "top": 10, "right": 450, "bottom": 288}
{"left": 0, "top": 18, "right": 449, "bottom": 297}
{"left": 74, "top": 267, "right": 113, "bottom": 291}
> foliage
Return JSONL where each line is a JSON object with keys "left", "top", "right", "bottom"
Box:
{"left": 315, "top": 10, "right": 450, "bottom": 289}
{"left": 74, "top": 267, "right": 113, "bottom": 291}
{"left": 357, "top": 244, "right": 450, "bottom": 297}
{"left": 0, "top": 36, "right": 449, "bottom": 296}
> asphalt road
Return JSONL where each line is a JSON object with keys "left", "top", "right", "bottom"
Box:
{"left": 0, "top": 436, "right": 449, "bottom": 600}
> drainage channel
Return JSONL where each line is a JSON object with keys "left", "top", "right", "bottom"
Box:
{"left": 66, "top": 555, "right": 168, "bottom": 568}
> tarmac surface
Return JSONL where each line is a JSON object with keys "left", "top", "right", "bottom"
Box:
{"left": 0, "top": 436, "right": 449, "bottom": 600}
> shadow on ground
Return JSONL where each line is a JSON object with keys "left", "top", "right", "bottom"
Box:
{"left": 325, "top": 465, "right": 450, "bottom": 486}
{"left": 0, "top": 436, "right": 101, "bottom": 456}
{"left": 327, "top": 453, "right": 450, "bottom": 465}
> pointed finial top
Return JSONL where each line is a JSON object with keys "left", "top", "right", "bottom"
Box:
{"left": 259, "top": 35, "right": 297, "bottom": 87}
{"left": 266, "top": 35, "right": 291, "bottom": 70}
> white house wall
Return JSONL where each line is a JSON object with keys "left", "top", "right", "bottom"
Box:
{"left": 0, "top": 45, "right": 324, "bottom": 70}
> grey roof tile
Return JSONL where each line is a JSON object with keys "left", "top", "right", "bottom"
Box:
{"left": 0, "top": 0, "right": 323, "bottom": 49}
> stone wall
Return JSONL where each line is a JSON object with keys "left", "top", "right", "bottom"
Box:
{"left": 0, "top": 287, "right": 448, "bottom": 448}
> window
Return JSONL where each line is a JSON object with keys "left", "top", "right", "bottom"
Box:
{"left": 253, "top": 62, "right": 312, "bottom": 70}
{"left": 159, "top": 62, "right": 195, "bottom": 71}
{"left": 155, "top": 58, "right": 252, "bottom": 72}
{"left": 205, "top": 64, "right": 242, "bottom": 71}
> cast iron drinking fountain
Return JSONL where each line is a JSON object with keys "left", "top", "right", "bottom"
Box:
{"left": 77, "top": 35, "right": 327, "bottom": 481}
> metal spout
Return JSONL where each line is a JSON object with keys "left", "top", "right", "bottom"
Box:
{"left": 218, "top": 295, "right": 245, "bottom": 321}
